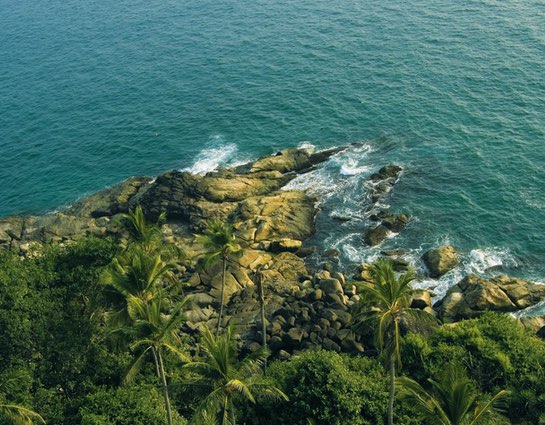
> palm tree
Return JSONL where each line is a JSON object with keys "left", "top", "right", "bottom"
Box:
{"left": 123, "top": 206, "right": 166, "bottom": 253}
{"left": 195, "top": 220, "right": 243, "bottom": 336}
{"left": 1, "top": 373, "right": 45, "bottom": 424}
{"left": 352, "top": 259, "right": 430, "bottom": 425}
{"left": 0, "top": 404, "right": 45, "bottom": 425}
{"left": 101, "top": 247, "right": 174, "bottom": 329}
{"left": 183, "top": 325, "right": 287, "bottom": 425}
{"left": 253, "top": 267, "right": 268, "bottom": 372}
{"left": 123, "top": 206, "right": 185, "bottom": 262}
{"left": 114, "top": 296, "right": 190, "bottom": 425}
{"left": 396, "top": 363, "right": 509, "bottom": 425}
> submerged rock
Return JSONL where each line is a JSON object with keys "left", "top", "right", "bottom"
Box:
{"left": 364, "top": 225, "right": 390, "bottom": 246}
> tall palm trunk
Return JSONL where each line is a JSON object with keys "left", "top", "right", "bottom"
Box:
{"left": 388, "top": 351, "right": 395, "bottom": 425}
{"left": 257, "top": 278, "right": 267, "bottom": 372}
{"left": 155, "top": 347, "right": 173, "bottom": 425}
{"left": 151, "top": 346, "right": 161, "bottom": 378}
{"left": 216, "top": 253, "right": 227, "bottom": 337}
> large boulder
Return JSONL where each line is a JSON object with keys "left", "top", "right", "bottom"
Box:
{"left": 422, "top": 245, "right": 459, "bottom": 277}
{"left": 236, "top": 191, "right": 316, "bottom": 243}
{"left": 437, "top": 274, "right": 545, "bottom": 322}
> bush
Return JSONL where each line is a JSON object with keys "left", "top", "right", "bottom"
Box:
{"left": 242, "top": 350, "right": 420, "bottom": 425}
{"left": 79, "top": 385, "right": 186, "bottom": 425}
{"left": 402, "top": 313, "right": 545, "bottom": 423}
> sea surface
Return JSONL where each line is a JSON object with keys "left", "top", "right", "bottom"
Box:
{"left": 2, "top": 0, "right": 545, "bottom": 309}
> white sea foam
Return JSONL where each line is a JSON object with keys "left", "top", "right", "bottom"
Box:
{"left": 298, "top": 141, "right": 316, "bottom": 151}
{"left": 339, "top": 158, "right": 372, "bottom": 176}
{"left": 515, "top": 300, "right": 545, "bottom": 318}
{"left": 282, "top": 143, "right": 373, "bottom": 202}
{"left": 184, "top": 138, "right": 238, "bottom": 175}
{"left": 408, "top": 246, "right": 519, "bottom": 300}
{"left": 466, "top": 248, "right": 514, "bottom": 274}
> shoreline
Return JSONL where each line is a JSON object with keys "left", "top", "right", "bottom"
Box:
{"left": 1, "top": 146, "right": 544, "bottom": 347}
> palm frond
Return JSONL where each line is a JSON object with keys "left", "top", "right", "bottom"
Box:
{"left": 227, "top": 379, "right": 255, "bottom": 403}
{"left": 469, "top": 390, "right": 509, "bottom": 425}
{"left": 0, "top": 404, "right": 45, "bottom": 425}
{"left": 123, "top": 346, "right": 152, "bottom": 384}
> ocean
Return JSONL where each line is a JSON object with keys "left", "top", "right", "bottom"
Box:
{"left": 2, "top": 0, "right": 545, "bottom": 308}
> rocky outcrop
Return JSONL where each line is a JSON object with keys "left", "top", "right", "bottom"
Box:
{"left": 368, "top": 164, "right": 402, "bottom": 204}
{"left": 436, "top": 274, "right": 545, "bottom": 322}
{"left": 361, "top": 164, "right": 409, "bottom": 246}
{"left": 0, "top": 177, "right": 152, "bottom": 250}
{"left": 422, "top": 245, "right": 459, "bottom": 277}
{"left": 0, "top": 147, "right": 342, "bottom": 254}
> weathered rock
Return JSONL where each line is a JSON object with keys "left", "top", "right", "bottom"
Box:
{"left": 437, "top": 274, "right": 545, "bottom": 322}
{"left": 519, "top": 316, "right": 545, "bottom": 335}
{"left": 269, "top": 238, "right": 303, "bottom": 253}
{"left": 259, "top": 252, "right": 308, "bottom": 287}
{"left": 422, "top": 245, "right": 459, "bottom": 278}
{"left": 249, "top": 148, "right": 313, "bottom": 174}
{"left": 322, "top": 338, "right": 341, "bottom": 352}
{"left": 355, "top": 264, "right": 374, "bottom": 284}
{"left": 324, "top": 249, "right": 340, "bottom": 258}
{"left": 69, "top": 176, "right": 151, "bottom": 217}
{"left": 237, "top": 191, "right": 316, "bottom": 242}
{"left": 411, "top": 290, "right": 432, "bottom": 310}
{"left": 186, "top": 293, "right": 215, "bottom": 309}
{"left": 0, "top": 217, "right": 25, "bottom": 248}
{"left": 380, "top": 213, "right": 410, "bottom": 233}
{"left": 319, "top": 278, "right": 344, "bottom": 295}
{"left": 284, "top": 327, "right": 304, "bottom": 346}
{"left": 306, "top": 289, "right": 323, "bottom": 302}
{"left": 364, "top": 225, "right": 390, "bottom": 246}
{"left": 185, "top": 307, "right": 214, "bottom": 323}
{"left": 370, "top": 165, "right": 403, "bottom": 182}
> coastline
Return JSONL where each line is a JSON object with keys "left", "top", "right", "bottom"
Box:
{"left": 1, "top": 146, "right": 544, "bottom": 353}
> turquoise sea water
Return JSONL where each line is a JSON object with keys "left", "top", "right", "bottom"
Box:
{"left": 2, "top": 0, "right": 545, "bottom": 295}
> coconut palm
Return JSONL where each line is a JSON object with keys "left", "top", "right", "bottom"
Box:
{"left": 0, "top": 404, "right": 45, "bottom": 425}
{"left": 123, "top": 206, "right": 166, "bottom": 253}
{"left": 253, "top": 267, "right": 268, "bottom": 372}
{"left": 123, "top": 206, "right": 185, "bottom": 262}
{"left": 101, "top": 248, "right": 174, "bottom": 329}
{"left": 195, "top": 220, "right": 243, "bottom": 336}
{"left": 352, "top": 259, "right": 431, "bottom": 425}
{"left": 114, "top": 295, "right": 190, "bottom": 425}
{"left": 183, "top": 325, "right": 287, "bottom": 425}
{"left": 1, "top": 373, "right": 45, "bottom": 424}
{"left": 396, "top": 363, "right": 509, "bottom": 425}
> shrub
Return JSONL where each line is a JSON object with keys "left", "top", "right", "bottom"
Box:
{"left": 242, "top": 350, "right": 420, "bottom": 425}
{"left": 79, "top": 385, "right": 186, "bottom": 425}
{"left": 402, "top": 313, "right": 545, "bottom": 423}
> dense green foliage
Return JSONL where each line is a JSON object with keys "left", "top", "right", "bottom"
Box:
{"left": 79, "top": 384, "right": 186, "bottom": 425}
{"left": 244, "top": 350, "right": 420, "bottom": 425}
{"left": 1, "top": 234, "right": 544, "bottom": 424}
{"left": 0, "top": 237, "right": 126, "bottom": 424}
{"left": 402, "top": 313, "right": 545, "bottom": 424}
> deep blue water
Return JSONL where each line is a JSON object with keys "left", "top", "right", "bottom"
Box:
{"left": 2, "top": 0, "right": 545, "bottom": 295}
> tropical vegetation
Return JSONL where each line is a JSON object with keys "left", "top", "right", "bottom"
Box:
{"left": 1, "top": 210, "right": 544, "bottom": 424}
